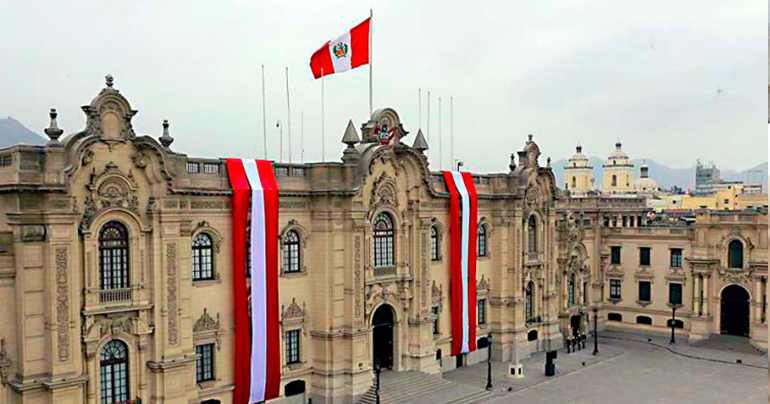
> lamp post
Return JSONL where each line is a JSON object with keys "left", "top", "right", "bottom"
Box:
{"left": 485, "top": 334, "right": 493, "bottom": 391}
{"left": 374, "top": 357, "right": 381, "bottom": 404}
{"left": 456, "top": 160, "right": 464, "bottom": 171}
{"left": 670, "top": 305, "right": 677, "bottom": 344}
{"left": 592, "top": 307, "right": 599, "bottom": 355}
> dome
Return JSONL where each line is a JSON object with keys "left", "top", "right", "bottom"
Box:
{"left": 634, "top": 177, "right": 659, "bottom": 193}
{"left": 566, "top": 145, "right": 591, "bottom": 169}
{"left": 609, "top": 141, "right": 628, "bottom": 159}
{"left": 604, "top": 140, "right": 631, "bottom": 167}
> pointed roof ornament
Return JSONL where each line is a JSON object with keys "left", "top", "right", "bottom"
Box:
{"left": 341, "top": 119, "right": 360, "bottom": 147}
{"left": 159, "top": 119, "right": 174, "bottom": 148}
{"left": 44, "top": 108, "right": 64, "bottom": 146}
{"left": 105, "top": 74, "right": 114, "bottom": 88}
{"left": 412, "top": 129, "right": 428, "bottom": 152}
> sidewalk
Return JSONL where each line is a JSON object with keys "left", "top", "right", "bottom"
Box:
{"left": 443, "top": 340, "right": 625, "bottom": 398}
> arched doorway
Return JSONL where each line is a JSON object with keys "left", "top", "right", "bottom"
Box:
{"left": 372, "top": 305, "right": 395, "bottom": 369}
{"left": 570, "top": 314, "right": 582, "bottom": 337}
{"left": 721, "top": 285, "right": 749, "bottom": 337}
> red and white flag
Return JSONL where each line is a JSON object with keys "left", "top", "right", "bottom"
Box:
{"left": 310, "top": 17, "right": 370, "bottom": 79}
{"left": 226, "top": 159, "right": 280, "bottom": 404}
{"left": 442, "top": 171, "right": 478, "bottom": 357}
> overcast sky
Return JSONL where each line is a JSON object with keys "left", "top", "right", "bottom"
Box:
{"left": 1, "top": 0, "right": 766, "bottom": 173}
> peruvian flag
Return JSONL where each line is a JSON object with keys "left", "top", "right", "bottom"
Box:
{"left": 226, "top": 159, "right": 281, "bottom": 404}
{"left": 442, "top": 171, "right": 478, "bottom": 357}
{"left": 310, "top": 17, "right": 370, "bottom": 79}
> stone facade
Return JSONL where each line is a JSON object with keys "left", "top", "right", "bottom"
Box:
{"left": 0, "top": 78, "right": 766, "bottom": 404}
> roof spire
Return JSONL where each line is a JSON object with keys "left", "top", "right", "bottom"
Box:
{"left": 159, "top": 119, "right": 174, "bottom": 149}
{"left": 341, "top": 120, "right": 360, "bottom": 148}
{"left": 412, "top": 129, "right": 428, "bottom": 153}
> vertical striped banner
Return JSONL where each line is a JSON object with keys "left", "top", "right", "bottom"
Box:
{"left": 227, "top": 159, "right": 280, "bottom": 403}
{"left": 442, "top": 171, "right": 478, "bottom": 356}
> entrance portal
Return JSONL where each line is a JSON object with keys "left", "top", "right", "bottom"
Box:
{"left": 721, "top": 285, "right": 749, "bottom": 337}
{"left": 570, "top": 314, "right": 582, "bottom": 337}
{"left": 372, "top": 305, "right": 395, "bottom": 369}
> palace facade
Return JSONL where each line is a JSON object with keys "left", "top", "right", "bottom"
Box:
{"left": 0, "top": 78, "right": 766, "bottom": 404}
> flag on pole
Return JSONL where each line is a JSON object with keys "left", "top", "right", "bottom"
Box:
{"left": 226, "top": 159, "right": 281, "bottom": 404}
{"left": 442, "top": 170, "right": 478, "bottom": 357}
{"left": 310, "top": 17, "right": 371, "bottom": 79}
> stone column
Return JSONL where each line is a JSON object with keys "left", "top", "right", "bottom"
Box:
{"left": 755, "top": 277, "right": 762, "bottom": 323}
{"left": 703, "top": 276, "right": 709, "bottom": 316}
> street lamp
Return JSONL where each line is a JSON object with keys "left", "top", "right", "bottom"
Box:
{"left": 670, "top": 305, "right": 678, "bottom": 344}
{"left": 485, "top": 334, "right": 493, "bottom": 391}
{"left": 592, "top": 307, "right": 599, "bottom": 355}
{"left": 373, "top": 357, "right": 381, "bottom": 404}
{"left": 276, "top": 120, "right": 283, "bottom": 163}
{"left": 456, "top": 160, "right": 464, "bottom": 171}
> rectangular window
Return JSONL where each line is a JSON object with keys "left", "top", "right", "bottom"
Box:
{"left": 669, "top": 283, "right": 682, "bottom": 306}
{"left": 432, "top": 306, "right": 440, "bottom": 335}
{"left": 670, "top": 248, "right": 683, "bottom": 268}
{"left": 0, "top": 154, "right": 11, "bottom": 167}
{"left": 611, "top": 246, "right": 621, "bottom": 265}
{"left": 639, "top": 247, "right": 651, "bottom": 266}
{"left": 187, "top": 162, "right": 200, "bottom": 173}
{"left": 610, "top": 279, "right": 621, "bottom": 299}
{"left": 638, "top": 281, "right": 651, "bottom": 302}
{"left": 286, "top": 329, "right": 301, "bottom": 364}
{"left": 583, "top": 281, "right": 588, "bottom": 305}
{"left": 203, "top": 163, "right": 220, "bottom": 174}
{"left": 195, "top": 343, "right": 215, "bottom": 382}
{"left": 478, "top": 299, "right": 487, "bottom": 325}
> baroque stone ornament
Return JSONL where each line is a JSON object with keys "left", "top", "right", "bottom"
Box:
{"left": 166, "top": 243, "right": 178, "bottom": 345}
{"left": 99, "top": 317, "right": 133, "bottom": 336}
{"left": 421, "top": 231, "right": 428, "bottom": 309}
{"left": 368, "top": 172, "right": 399, "bottom": 218}
{"left": 282, "top": 298, "right": 306, "bottom": 320}
{"left": 80, "top": 162, "right": 141, "bottom": 230}
{"left": 354, "top": 235, "right": 363, "bottom": 319}
{"left": 0, "top": 339, "right": 11, "bottom": 385}
{"left": 55, "top": 247, "right": 70, "bottom": 363}
{"left": 194, "top": 308, "right": 221, "bottom": 332}
{"left": 20, "top": 225, "right": 46, "bottom": 242}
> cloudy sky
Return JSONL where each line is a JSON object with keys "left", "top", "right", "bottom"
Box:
{"left": 1, "top": 0, "right": 766, "bottom": 173}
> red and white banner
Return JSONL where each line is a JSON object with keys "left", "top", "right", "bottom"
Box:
{"left": 442, "top": 171, "right": 478, "bottom": 357}
{"left": 226, "top": 159, "right": 280, "bottom": 403}
{"left": 310, "top": 17, "right": 370, "bottom": 79}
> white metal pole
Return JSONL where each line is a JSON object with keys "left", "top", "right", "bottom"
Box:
{"left": 427, "top": 91, "right": 431, "bottom": 165}
{"left": 261, "top": 64, "right": 267, "bottom": 159}
{"left": 286, "top": 67, "right": 292, "bottom": 164}
{"left": 321, "top": 67, "right": 325, "bottom": 162}
{"left": 439, "top": 96, "right": 442, "bottom": 170}
{"left": 301, "top": 109, "right": 305, "bottom": 164}
{"left": 419, "top": 88, "right": 422, "bottom": 130}
{"left": 450, "top": 96, "right": 454, "bottom": 169}
{"left": 369, "top": 9, "right": 373, "bottom": 117}
{"left": 277, "top": 120, "right": 283, "bottom": 163}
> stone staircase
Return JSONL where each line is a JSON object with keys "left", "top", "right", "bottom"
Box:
{"left": 357, "top": 371, "right": 493, "bottom": 404}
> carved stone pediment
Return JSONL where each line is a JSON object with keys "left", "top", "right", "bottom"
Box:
{"left": 368, "top": 172, "right": 399, "bottom": 217}
{"left": 80, "top": 162, "right": 141, "bottom": 230}
{"left": 282, "top": 298, "right": 306, "bottom": 322}
{"left": 194, "top": 308, "right": 221, "bottom": 333}
{"left": 477, "top": 275, "right": 490, "bottom": 296}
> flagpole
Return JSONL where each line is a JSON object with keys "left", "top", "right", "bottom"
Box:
{"left": 301, "top": 109, "right": 305, "bottom": 164}
{"left": 418, "top": 88, "right": 422, "bottom": 130}
{"left": 369, "top": 8, "right": 373, "bottom": 117}
{"left": 450, "top": 96, "right": 454, "bottom": 169}
{"left": 286, "top": 67, "right": 292, "bottom": 164}
{"left": 427, "top": 91, "right": 431, "bottom": 167}
{"left": 321, "top": 67, "right": 325, "bottom": 162}
{"left": 261, "top": 64, "right": 267, "bottom": 159}
{"left": 439, "top": 96, "right": 443, "bottom": 170}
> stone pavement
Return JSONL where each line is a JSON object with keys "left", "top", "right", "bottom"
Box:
{"left": 389, "top": 330, "right": 767, "bottom": 404}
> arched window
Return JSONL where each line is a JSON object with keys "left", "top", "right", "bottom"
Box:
{"left": 192, "top": 233, "right": 214, "bottom": 281}
{"left": 568, "top": 273, "right": 576, "bottom": 306}
{"left": 728, "top": 240, "right": 743, "bottom": 269}
{"left": 477, "top": 224, "right": 487, "bottom": 257}
{"left": 430, "top": 226, "right": 440, "bottom": 261}
{"left": 100, "top": 340, "right": 129, "bottom": 404}
{"left": 525, "top": 281, "right": 534, "bottom": 322}
{"left": 373, "top": 213, "right": 394, "bottom": 268}
{"left": 99, "top": 222, "right": 129, "bottom": 290}
{"left": 571, "top": 176, "right": 576, "bottom": 189}
{"left": 283, "top": 230, "right": 301, "bottom": 273}
{"left": 527, "top": 215, "right": 537, "bottom": 254}
{"left": 611, "top": 175, "right": 617, "bottom": 187}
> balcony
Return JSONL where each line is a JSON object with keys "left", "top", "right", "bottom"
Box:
{"left": 99, "top": 287, "right": 133, "bottom": 303}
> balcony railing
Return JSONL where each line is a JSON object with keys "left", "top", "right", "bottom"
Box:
{"left": 99, "top": 287, "right": 133, "bottom": 303}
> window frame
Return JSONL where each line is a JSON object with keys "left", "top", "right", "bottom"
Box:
{"left": 192, "top": 232, "right": 215, "bottom": 281}
{"left": 282, "top": 229, "right": 302, "bottom": 274}
{"left": 639, "top": 247, "right": 651, "bottom": 267}
{"left": 99, "top": 221, "right": 130, "bottom": 291}
{"left": 430, "top": 226, "right": 440, "bottom": 262}
{"left": 100, "top": 340, "right": 129, "bottom": 404}
{"left": 669, "top": 283, "right": 683, "bottom": 306}
{"left": 525, "top": 281, "right": 535, "bottom": 322}
{"left": 373, "top": 213, "right": 395, "bottom": 268}
{"left": 609, "top": 278, "right": 622, "bottom": 300}
{"left": 195, "top": 343, "right": 215, "bottom": 383}
{"left": 728, "top": 240, "right": 744, "bottom": 269}
{"left": 670, "top": 248, "right": 683, "bottom": 268}
{"left": 431, "top": 306, "right": 440, "bottom": 336}
{"left": 286, "top": 329, "right": 301, "bottom": 365}
{"left": 477, "top": 224, "right": 488, "bottom": 258}
{"left": 527, "top": 215, "right": 537, "bottom": 254}
{"left": 638, "top": 281, "right": 651, "bottom": 303}
{"left": 610, "top": 246, "right": 621, "bottom": 265}
{"left": 477, "top": 299, "right": 487, "bottom": 325}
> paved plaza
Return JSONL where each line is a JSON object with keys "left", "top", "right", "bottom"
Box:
{"left": 379, "top": 330, "right": 768, "bottom": 404}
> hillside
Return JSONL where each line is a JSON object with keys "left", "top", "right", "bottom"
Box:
{"left": 0, "top": 117, "right": 46, "bottom": 148}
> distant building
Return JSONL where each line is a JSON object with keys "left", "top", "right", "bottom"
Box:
{"left": 695, "top": 160, "right": 721, "bottom": 195}
{"left": 602, "top": 141, "right": 634, "bottom": 194}
{"left": 563, "top": 145, "right": 594, "bottom": 196}
{"left": 633, "top": 161, "right": 659, "bottom": 197}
